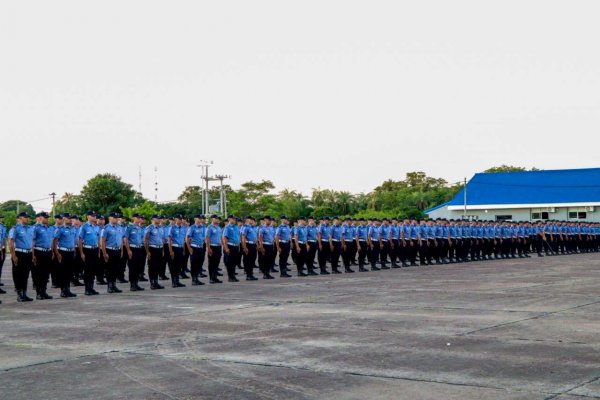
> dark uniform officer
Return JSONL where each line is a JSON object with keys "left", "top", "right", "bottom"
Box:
{"left": 241, "top": 216, "right": 258, "bottom": 281}
{"left": 31, "top": 211, "right": 54, "bottom": 300}
{"left": 356, "top": 218, "right": 369, "bottom": 271}
{"left": 275, "top": 216, "right": 293, "bottom": 278}
{"left": 186, "top": 214, "right": 207, "bottom": 285}
{"left": 9, "top": 212, "right": 34, "bottom": 302}
{"left": 206, "top": 214, "right": 223, "bottom": 284}
{"left": 367, "top": 219, "right": 381, "bottom": 270}
{"left": 50, "top": 214, "right": 63, "bottom": 288}
{"left": 100, "top": 212, "right": 124, "bottom": 293}
{"left": 341, "top": 218, "right": 356, "bottom": 273}
{"left": 317, "top": 217, "right": 332, "bottom": 275}
{"left": 144, "top": 215, "right": 165, "bottom": 289}
{"left": 0, "top": 214, "right": 6, "bottom": 291}
{"left": 52, "top": 214, "right": 78, "bottom": 298}
{"left": 305, "top": 217, "right": 319, "bottom": 275}
{"left": 223, "top": 215, "right": 241, "bottom": 282}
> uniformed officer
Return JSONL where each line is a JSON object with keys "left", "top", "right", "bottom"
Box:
{"left": 328, "top": 217, "right": 343, "bottom": 274}
{"left": 356, "top": 218, "right": 369, "bottom": 271}
{"left": 100, "top": 212, "right": 124, "bottom": 293}
{"left": 390, "top": 218, "right": 400, "bottom": 268}
{"left": 186, "top": 214, "right": 207, "bottom": 285}
{"left": 241, "top": 216, "right": 259, "bottom": 281}
{"left": 236, "top": 217, "right": 244, "bottom": 271}
{"left": 378, "top": 218, "right": 391, "bottom": 269}
{"left": 181, "top": 217, "right": 191, "bottom": 278}
{"left": 159, "top": 215, "right": 170, "bottom": 281}
{"left": 294, "top": 216, "right": 309, "bottom": 277}
{"left": 144, "top": 215, "right": 165, "bottom": 289}
{"left": 95, "top": 214, "right": 108, "bottom": 285}
{"left": 52, "top": 214, "right": 77, "bottom": 298}
{"left": 0, "top": 214, "right": 6, "bottom": 289}
{"left": 79, "top": 211, "right": 101, "bottom": 296}
{"left": 50, "top": 214, "right": 63, "bottom": 288}
{"left": 275, "top": 216, "right": 293, "bottom": 278}
{"left": 258, "top": 216, "right": 275, "bottom": 279}
{"left": 31, "top": 211, "right": 54, "bottom": 300}
{"left": 123, "top": 213, "right": 145, "bottom": 291}
{"left": 167, "top": 214, "right": 186, "bottom": 288}
{"left": 223, "top": 215, "right": 241, "bottom": 282}
{"left": 367, "top": 218, "right": 381, "bottom": 270}
{"left": 305, "top": 217, "right": 319, "bottom": 275}
{"left": 341, "top": 217, "right": 356, "bottom": 273}
{"left": 206, "top": 214, "right": 223, "bottom": 284}
{"left": 9, "top": 212, "right": 34, "bottom": 302}
{"left": 317, "top": 216, "right": 332, "bottom": 275}
{"left": 269, "top": 219, "right": 280, "bottom": 273}
{"left": 116, "top": 214, "right": 129, "bottom": 284}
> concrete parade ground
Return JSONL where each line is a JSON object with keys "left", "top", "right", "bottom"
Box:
{"left": 0, "top": 255, "right": 599, "bottom": 400}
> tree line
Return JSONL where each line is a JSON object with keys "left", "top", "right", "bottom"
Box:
{"left": 0, "top": 165, "right": 537, "bottom": 229}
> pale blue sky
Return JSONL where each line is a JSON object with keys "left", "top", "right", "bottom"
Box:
{"left": 1, "top": 1, "right": 599, "bottom": 211}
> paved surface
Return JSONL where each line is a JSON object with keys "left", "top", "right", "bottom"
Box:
{"left": 0, "top": 255, "right": 599, "bottom": 400}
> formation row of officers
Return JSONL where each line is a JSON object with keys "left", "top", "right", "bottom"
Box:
{"left": 1, "top": 211, "right": 599, "bottom": 303}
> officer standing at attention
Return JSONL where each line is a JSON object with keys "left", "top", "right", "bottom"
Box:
{"left": 222, "top": 215, "right": 241, "bottom": 282}
{"left": 367, "top": 218, "right": 381, "bottom": 271}
{"left": 341, "top": 217, "right": 356, "bottom": 273}
{"left": 167, "top": 214, "right": 186, "bottom": 288}
{"left": 329, "top": 217, "right": 343, "bottom": 274}
{"left": 390, "top": 218, "right": 400, "bottom": 268}
{"left": 317, "top": 216, "right": 332, "bottom": 275}
{"left": 378, "top": 218, "right": 391, "bottom": 269}
{"left": 294, "top": 216, "right": 310, "bottom": 276}
{"left": 124, "top": 213, "right": 145, "bottom": 291}
{"left": 305, "top": 217, "right": 318, "bottom": 275}
{"left": 275, "top": 216, "right": 293, "bottom": 278}
{"left": 52, "top": 214, "right": 77, "bottom": 298}
{"left": 144, "top": 215, "right": 165, "bottom": 290}
{"left": 205, "top": 215, "right": 223, "bottom": 284}
{"left": 50, "top": 214, "right": 63, "bottom": 288}
{"left": 258, "top": 216, "right": 275, "bottom": 279}
{"left": 158, "top": 216, "right": 169, "bottom": 281}
{"left": 356, "top": 218, "right": 369, "bottom": 272}
{"left": 9, "top": 212, "right": 34, "bottom": 302}
{"left": 79, "top": 211, "right": 101, "bottom": 296}
{"left": 100, "top": 212, "right": 124, "bottom": 294}
{"left": 0, "top": 214, "right": 6, "bottom": 289}
{"left": 240, "top": 216, "right": 259, "bottom": 281}
{"left": 186, "top": 214, "right": 207, "bottom": 285}
{"left": 116, "top": 215, "right": 129, "bottom": 284}
{"left": 31, "top": 211, "right": 54, "bottom": 300}
{"left": 95, "top": 215, "right": 108, "bottom": 285}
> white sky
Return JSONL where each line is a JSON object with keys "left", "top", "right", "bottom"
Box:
{"left": 1, "top": 1, "right": 599, "bottom": 211}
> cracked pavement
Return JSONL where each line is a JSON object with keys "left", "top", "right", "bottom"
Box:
{"left": 0, "top": 254, "right": 599, "bottom": 399}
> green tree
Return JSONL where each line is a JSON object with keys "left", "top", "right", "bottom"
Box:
{"left": 121, "top": 200, "right": 163, "bottom": 220}
{"left": 79, "top": 173, "right": 143, "bottom": 215}
{"left": 0, "top": 200, "right": 35, "bottom": 216}
{"left": 484, "top": 165, "right": 539, "bottom": 173}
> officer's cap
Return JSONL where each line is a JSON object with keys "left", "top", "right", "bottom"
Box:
{"left": 17, "top": 211, "right": 30, "bottom": 218}
{"left": 227, "top": 214, "right": 235, "bottom": 219}
{"left": 36, "top": 212, "right": 49, "bottom": 218}
{"left": 382, "top": 218, "right": 389, "bottom": 222}
{"left": 193, "top": 214, "right": 202, "bottom": 219}
{"left": 332, "top": 216, "right": 339, "bottom": 220}
{"left": 280, "top": 215, "right": 289, "bottom": 220}
{"left": 108, "top": 212, "right": 119, "bottom": 218}
{"left": 236, "top": 217, "right": 242, "bottom": 222}
{"left": 54, "top": 214, "right": 63, "bottom": 219}
{"left": 173, "top": 213, "right": 183, "bottom": 219}
{"left": 308, "top": 216, "right": 315, "bottom": 220}
{"left": 97, "top": 214, "right": 105, "bottom": 220}
{"left": 211, "top": 214, "right": 221, "bottom": 220}
{"left": 298, "top": 216, "right": 306, "bottom": 221}
{"left": 358, "top": 218, "right": 365, "bottom": 221}
{"left": 263, "top": 215, "right": 272, "bottom": 220}
{"left": 132, "top": 213, "right": 141, "bottom": 218}
{"left": 323, "top": 216, "right": 330, "bottom": 221}
{"left": 86, "top": 211, "right": 95, "bottom": 216}
{"left": 151, "top": 214, "right": 160, "bottom": 220}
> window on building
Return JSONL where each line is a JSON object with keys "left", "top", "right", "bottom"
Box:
{"left": 496, "top": 215, "right": 512, "bottom": 221}
{"left": 531, "top": 211, "right": 549, "bottom": 220}
{"left": 568, "top": 211, "right": 587, "bottom": 219}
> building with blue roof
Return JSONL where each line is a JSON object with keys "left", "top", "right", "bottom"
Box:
{"left": 425, "top": 168, "right": 600, "bottom": 222}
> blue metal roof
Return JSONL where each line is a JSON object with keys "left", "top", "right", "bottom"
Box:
{"left": 444, "top": 168, "right": 600, "bottom": 208}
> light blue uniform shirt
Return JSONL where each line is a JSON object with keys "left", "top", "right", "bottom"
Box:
{"left": 206, "top": 224, "right": 223, "bottom": 246}
{"left": 357, "top": 225, "right": 369, "bottom": 241}
{"left": 241, "top": 225, "right": 258, "bottom": 243}
{"left": 259, "top": 224, "right": 274, "bottom": 244}
{"left": 126, "top": 224, "right": 144, "bottom": 247}
{"left": 79, "top": 222, "right": 100, "bottom": 247}
{"left": 330, "top": 224, "right": 343, "bottom": 241}
{"left": 223, "top": 223, "right": 241, "bottom": 245}
{"left": 187, "top": 224, "right": 207, "bottom": 247}
{"left": 275, "top": 224, "right": 291, "bottom": 242}
{"left": 9, "top": 223, "right": 34, "bottom": 250}
{"left": 318, "top": 224, "right": 332, "bottom": 242}
{"left": 168, "top": 225, "right": 185, "bottom": 246}
{"left": 32, "top": 223, "right": 53, "bottom": 249}
{"left": 54, "top": 225, "right": 78, "bottom": 249}
{"left": 306, "top": 225, "right": 318, "bottom": 241}
{"left": 341, "top": 224, "right": 356, "bottom": 241}
{"left": 296, "top": 225, "right": 308, "bottom": 243}
{"left": 368, "top": 226, "right": 380, "bottom": 241}
{"left": 0, "top": 223, "right": 6, "bottom": 248}
{"left": 102, "top": 223, "right": 123, "bottom": 249}
{"left": 145, "top": 224, "right": 163, "bottom": 247}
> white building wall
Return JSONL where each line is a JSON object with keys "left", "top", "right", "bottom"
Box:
{"left": 427, "top": 206, "right": 600, "bottom": 222}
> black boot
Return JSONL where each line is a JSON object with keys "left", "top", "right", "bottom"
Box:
{"left": 150, "top": 279, "right": 165, "bottom": 290}
{"left": 0, "top": 287, "right": 6, "bottom": 294}
{"left": 130, "top": 281, "right": 144, "bottom": 291}
{"left": 262, "top": 273, "right": 274, "bottom": 280}
{"left": 60, "top": 288, "right": 69, "bottom": 298}
{"left": 246, "top": 275, "right": 258, "bottom": 281}
{"left": 17, "top": 290, "right": 33, "bottom": 302}
{"left": 320, "top": 268, "right": 330, "bottom": 275}
{"left": 280, "top": 271, "right": 292, "bottom": 278}
{"left": 191, "top": 276, "right": 205, "bottom": 286}
{"left": 358, "top": 265, "right": 368, "bottom": 272}
{"left": 72, "top": 279, "right": 84, "bottom": 287}
{"left": 96, "top": 277, "right": 107, "bottom": 285}
{"left": 345, "top": 266, "right": 355, "bottom": 273}
{"left": 66, "top": 283, "right": 77, "bottom": 297}
{"left": 139, "top": 274, "right": 149, "bottom": 282}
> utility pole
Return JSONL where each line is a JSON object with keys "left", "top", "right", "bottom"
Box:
{"left": 215, "top": 175, "right": 231, "bottom": 218}
{"left": 154, "top": 167, "right": 158, "bottom": 202}
{"left": 138, "top": 166, "right": 142, "bottom": 194}
{"left": 197, "top": 160, "right": 214, "bottom": 215}
{"left": 49, "top": 192, "right": 56, "bottom": 216}
{"left": 463, "top": 177, "right": 467, "bottom": 220}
